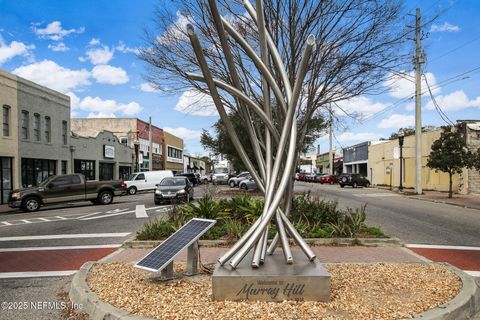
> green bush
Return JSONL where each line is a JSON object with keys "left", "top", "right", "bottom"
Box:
{"left": 136, "top": 219, "right": 174, "bottom": 240}
{"left": 136, "top": 193, "right": 381, "bottom": 241}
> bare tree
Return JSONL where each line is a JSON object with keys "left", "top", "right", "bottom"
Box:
{"left": 140, "top": 0, "right": 409, "bottom": 268}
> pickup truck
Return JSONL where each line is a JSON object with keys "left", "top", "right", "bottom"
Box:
{"left": 8, "top": 174, "right": 126, "bottom": 212}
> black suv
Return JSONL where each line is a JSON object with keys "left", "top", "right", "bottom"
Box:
{"left": 338, "top": 173, "right": 370, "bottom": 188}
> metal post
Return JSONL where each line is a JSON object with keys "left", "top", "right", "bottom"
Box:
{"left": 160, "top": 261, "right": 174, "bottom": 280}
{"left": 186, "top": 241, "right": 199, "bottom": 275}
{"left": 399, "top": 134, "right": 404, "bottom": 191}
{"left": 414, "top": 8, "right": 423, "bottom": 194}
{"left": 328, "top": 104, "right": 333, "bottom": 175}
{"left": 149, "top": 116, "right": 153, "bottom": 172}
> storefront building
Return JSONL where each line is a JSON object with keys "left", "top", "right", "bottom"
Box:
{"left": 0, "top": 69, "right": 71, "bottom": 203}
{"left": 0, "top": 70, "right": 18, "bottom": 204}
{"left": 71, "top": 118, "right": 164, "bottom": 173}
{"left": 71, "top": 131, "right": 135, "bottom": 181}
{"left": 343, "top": 142, "right": 369, "bottom": 177}
{"left": 184, "top": 154, "right": 206, "bottom": 175}
{"left": 164, "top": 131, "right": 184, "bottom": 174}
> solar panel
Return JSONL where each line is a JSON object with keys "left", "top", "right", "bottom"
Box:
{"left": 135, "top": 218, "right": 216, "bottom": 272}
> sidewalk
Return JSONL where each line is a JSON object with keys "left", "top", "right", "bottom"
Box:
{"left": 405, "top": 190, "right": 480, "bottom": 210}
{"left": 0, "top": 204, "right": 18, "bottom": 214}
{"left": 103, "top": 245, "right": 426, "bottom": 265}
{"left": 376, "top": 186, "right": 480, "bottom": 211}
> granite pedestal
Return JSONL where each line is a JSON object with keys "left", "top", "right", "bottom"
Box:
{"left": 212, "top": 251, "right": 331, "bottom": 302}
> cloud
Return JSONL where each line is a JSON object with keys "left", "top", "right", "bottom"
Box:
{"left": 334, "top": 96, "right": 387, "bottom": 118}
{"left": 378, "top": 114, "right": 415, "bottom": 129}
{"left": 33, "top": 21, "right": 85, "bottom": 41}
{"left": 384, "top": 71, "right": 440, "bottom": 99}
{"left": 115, "top": 41, "right": 138, "bottom": 54}
{"left": 139, "top": 82, "right": 160, "bottom": 92}
{"left": 88, "top": 38, "right": 100, "bottom": 46}
{"left": 164, "top": 127, "right": 202, "bottom": 140}
{"left": 87, "top": 112, "right": 117, "bottom": 118}
{"left": 77, "top": 96, "right": 141, "bottom": 116}
{"left": 82, "top": 45, "right": 114, "bottom": 65}
{"left": 425, "top": 90, "right": 480, "bottom": 112}
{"left": 91, "top": 65, "right": 129, "bottom": 84}
{"left": 0, "top": 38, "right": 35, "bottom": 65}
{"left": 430, "top": 22, "right": 460, "bottom": 33}
{"left": 336, "top": 132, "right": 381, "bottom": 143}
{"left": 48, "top": 42, "right": 69, "bottom": 52}
{"left": 175, "top": 89, "right": 218, "bottom": 116}
{"left": 12, "top": 60, "right": 90, "bottom": 93}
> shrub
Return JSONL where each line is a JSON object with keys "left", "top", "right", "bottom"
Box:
{"left": 136, "top": 219, "right": 174, "bottom": 240}
{"left": 182, "top": 194, "right": 222, "bottom": 220}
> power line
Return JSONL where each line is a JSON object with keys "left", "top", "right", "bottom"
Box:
{"left": 429, "top": 34, "right": 480, "bottom": 63}
{"left": 423, "top": 73, "right": 455, "bottom": 126}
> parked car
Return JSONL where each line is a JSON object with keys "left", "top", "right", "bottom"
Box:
{"left": 175, "top": 173, "right": 199, "bottom": 186}
{"left": 124, "top": 170, "right": 174, "bottom": 195}
{"left": 338, "top": 173, "right": 370, "bottom": 188}
{"left": 304, "top": 173, "right": 317, "bottom": 183}
{"left": 200, "top": 174, "right": 210, "bottom": 184}
{"left": 319, "top": 175, "right": 338, "bottom": 184}
{"left": 228, "top": 171, "right": 250, "bottom": 187}
{"left": 314, "top": 173, "right": 327, "bottom": 183}
{"left": 154, "top": 177, "right": 194, "bottom": 204}
{"left": 8, "top": 173, "right": 126, "bottom": 212}
{"left": 296, "top": 172, "right": 307, "bottom": 181}
{"left": 239, "top": 176, "right": 257, "bottom": 190}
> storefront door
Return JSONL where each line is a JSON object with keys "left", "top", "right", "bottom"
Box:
{"left": 119, "top": 166, "right": 131, "bottom": 181}
{"left": 1, "top": 157, "right": 13, "bottom": 204}
{"left": 99, "top": 162, "right": 114, "bottom": 181}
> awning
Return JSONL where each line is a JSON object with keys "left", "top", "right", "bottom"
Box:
{"left": 193, "top": 165, "right": 199, "bottom": 170}
{"left": 200, "top": 166, "right": 204, "bottom": 170}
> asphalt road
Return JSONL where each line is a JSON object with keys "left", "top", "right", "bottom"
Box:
{"left": 294, "top": 181, "right": 480, "bottom": 246}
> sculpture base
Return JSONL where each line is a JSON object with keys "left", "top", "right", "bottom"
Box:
{"left": 212, "top": 250, "right": 330, "bottom": 302}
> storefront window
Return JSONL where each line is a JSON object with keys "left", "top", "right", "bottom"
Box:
{"left": 74, "top": 159, "right": 95, "bottom": 180}
{"left": 21, "top": 158, "right": 57, "bottom": 187}
{"left": 0, "top": 157, "right": 12, "bottom": 204}
{"left": 62, "top": 161, "right": 67, "bottom": 174}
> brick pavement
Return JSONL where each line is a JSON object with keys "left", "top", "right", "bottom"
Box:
{"left": 0, "top": 248, "right": 117, "bottom": 272}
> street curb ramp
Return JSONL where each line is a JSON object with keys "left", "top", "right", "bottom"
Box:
{"left": 70, "top": 261, "right": 480, "bottom": 320}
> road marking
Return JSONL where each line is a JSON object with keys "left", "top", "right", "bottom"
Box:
{"left": 1, "top": 221, "right": 12, "bottom": 226}
{"left": 0, "top": 244, "right": 121, "bottom": 252}
{"left": 353, "top": 193, "right": 399, "bottom": 197}
{"left": 81, "top": 209, "right": 135, "bottom": 220}
{"left": 135, "top": 205, "right": 148, "bottom": 218}
{"left": 76, "top": 212, "right": 102, "bottom": 220}
{"left": 406, "top": 244, "right": 480, "bottom": 251}
{"left": 55, "top": 216, "right": 67, "bottom": 220}
{"left": 105, "top": 208, "right": 130, "bottom": 214}
{"left": 465, "top": 270, "right": 480, "bottom": 277}
{"left": 0, "top": 233, "right": 131, "bottom": 241}
{"left": 81, "top": 205, "right": 163, "bottom": 221}
{"left": 21, "top": 219, "right": 32, "bottom": 223}
{"left": 37, "top": 218, "right": 50, "bottom": 222}
{"left": 0, "top": 270, "right": 77, "bottom": 279}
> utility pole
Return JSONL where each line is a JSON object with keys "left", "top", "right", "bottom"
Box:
{"left": 414, "top": 8, "right": 423, "bottom": 195}
{"left": 149, "top": 116, "right": 153, "bottom": 171}
{"left": 328, "top": 104, "right": 333, "bottom": 175}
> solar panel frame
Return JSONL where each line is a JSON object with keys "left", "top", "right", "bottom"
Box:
{"left": 134, "top": 218, "right": 216, "bottom": 273}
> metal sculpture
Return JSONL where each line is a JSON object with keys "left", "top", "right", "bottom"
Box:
{"left": 186, "top": 0, "right": 316, "bottom": 269}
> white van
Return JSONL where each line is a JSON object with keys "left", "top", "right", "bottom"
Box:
{"left": 125, "top": 170, "right": 174, "bottom": 195}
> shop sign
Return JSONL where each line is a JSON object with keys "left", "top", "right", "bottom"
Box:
{"left": 104, "top": 145, "right": 115, "bottom": 159}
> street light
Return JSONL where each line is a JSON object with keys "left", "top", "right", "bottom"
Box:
{"left": 398, "top": 132, "right": 405, "bottom": 191}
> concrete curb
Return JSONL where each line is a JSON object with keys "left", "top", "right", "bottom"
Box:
{"left": 406, "top": 195, "right": 480, "bottom": 211}
{"left": 122, "top": 237, "right": 402, "bottom": 248}
{"left": 69, "top": 262, "right": 151, "bottom": 320}
{"left": 410, "top": 263, "right": 480, "bottom": 320}
{"left": 70, "top": 261, "right": 479, "bottom": 320}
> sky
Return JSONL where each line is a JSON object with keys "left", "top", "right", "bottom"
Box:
{"left": 0, "top": 0, "right": 479, "bottom": 157}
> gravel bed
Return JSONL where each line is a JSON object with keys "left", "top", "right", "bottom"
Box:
{"left": 88, "top": 262, "right": 461, "bottom": 320}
